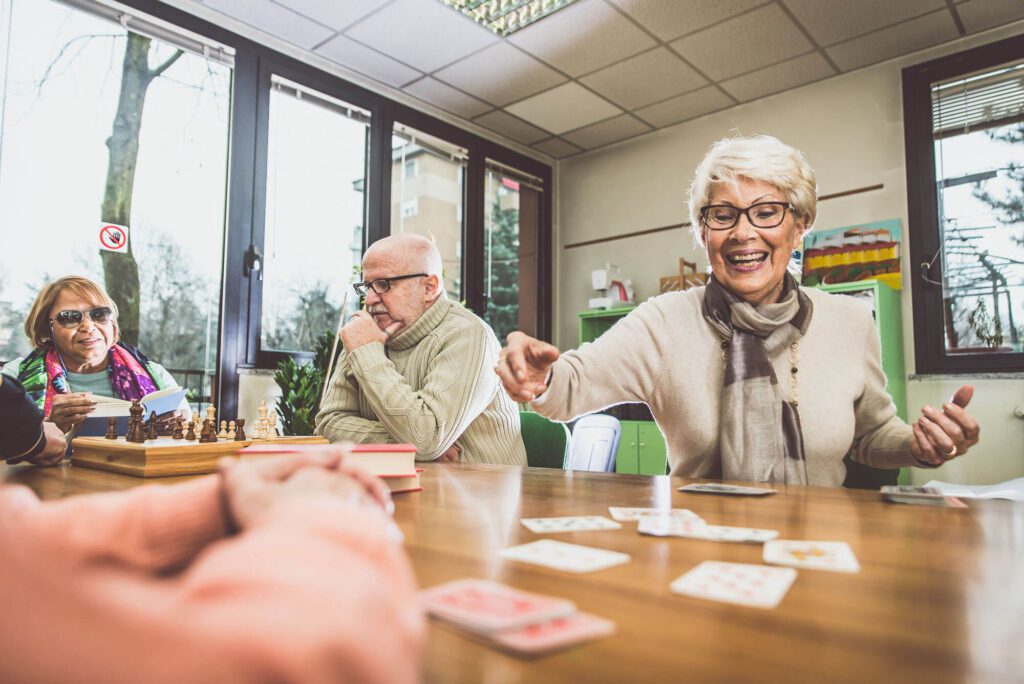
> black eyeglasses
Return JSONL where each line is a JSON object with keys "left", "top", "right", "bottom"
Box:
{"left": 700, "top": 202, "right": 793, "bottom": 230}
{"left": 352, "top": 273, "right": 427, "bottom": 296}
{"left": 51, "top": 306, "right": 114, "bottom": 329}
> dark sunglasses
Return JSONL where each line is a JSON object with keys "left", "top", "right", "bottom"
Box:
{"left": 353, "top": 273, "right": 427, "bottom": 296}
{"left": 51, "top": 306, "right": 114, "bottom": 329}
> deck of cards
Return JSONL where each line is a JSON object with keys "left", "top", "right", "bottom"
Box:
{"left": 880, "top": 485, "right": 967, "bottom": 508}
{"left": 678, "top": 483, "right": 777, "bottom": 496}
{"left": 421, "top": 579, "right": 615, "bottom": 656}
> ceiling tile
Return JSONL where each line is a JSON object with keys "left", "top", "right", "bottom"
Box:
{"left": 505, "top": 82, "right": 622, "bottom": 135}
{"left": 608, "top": 0, "right": 766, "bottom": 41}
{"left": 783, "top": 0, "right": 946, "bottom": 46}
{"left": 580, "top": 47, "right": 707, "bottom": 109}
{"left": 562, "top": 114, "right": 652, "bottom": 149}
{"left": 956, "top": 0, "right": 1024, "bottom": 33}
{"left": 403, "top": 77, "right": 492, "bottom": 118}
{"left": 508, "top": 0, "right": 656, "bottom": 77}
{"left": 670, "top": 4, "right": 812, "bottom": 80}
{"left": 315, "top": 34, "right": 422, "bottom": 88}
{"left": 826, "top": 10, "right": 958, "bottom": 72}
{"left": 344, "top": 0, "right": 496, "bottom": 73}
{"left": 273, "top": 0, "right": 391, "bottom": 31}
{"left": 202, "top": 0, "right": 334, "bottom": 48}
{"left": 433, "top": 43, "right": 567, "bottom": 107}
{"left": 634, "top": 86, "right": 734, "bottom": 127}
{"left": 720, "top": 51, "right": 834, "bottom": 102}
{"left": 473, "top": 110, "right": 550, "bottom": 145}
{"left": 532, "top": 138, "right": 584, "bottom": 158}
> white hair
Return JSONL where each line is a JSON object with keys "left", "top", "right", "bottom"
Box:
{"left": 687, "top": 135, "right": 818, "bottom": 243}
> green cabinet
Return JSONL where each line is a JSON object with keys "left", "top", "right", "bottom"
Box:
{"left": 579, "top": 307, "right": 668, "bottom": 476}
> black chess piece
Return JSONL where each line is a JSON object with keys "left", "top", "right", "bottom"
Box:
{"left": 234, "top": 418, "right": 246, "bottom": 441}
{"left": 199, "top": 418, "right": 215, "bottom": 443}
{"left": 172, "top": 417, "right": 184, "bottom": 440}
{"left": 126, "top": 400, "right": 146, "bottom": 443}
{"left": 185, "top": 421, "right": 196, "bottom": 441}
{"left": 146, "top": 411, "right": 159, "bottom": 441}
{"left": 105, "top": 417, "right": 118, "bottom": 440}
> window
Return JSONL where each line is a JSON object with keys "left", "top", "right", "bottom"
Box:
{"left": 0, "top": 0, "right": 232, "bottom": 407}
{"left": 903, "top": 35, "right": 1024, "bottom": 373}
{"left": 391, "top": 123, "right": 467, "bottom": 299}
{"left": 483, "top": 162, "right": 543, "bottom": 341}
{"left": 404, "top": 159, "right": 417, "bottom": 179}
{"left": 260, "top": 77, "right": 367, "bottom": 353}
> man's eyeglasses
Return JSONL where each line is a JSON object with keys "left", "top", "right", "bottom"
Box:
{"left": 700, "top": 202, "right": 793, "bottom": 230}
{"left": 51, "top": 306, "right": 114, "bottom": 329}
{"left": 352, "top": 273, "right": 427, "bottom": 296}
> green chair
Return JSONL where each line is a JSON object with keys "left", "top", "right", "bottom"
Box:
{"left": 519, "top": 411, "right": 570, "bottom": 469}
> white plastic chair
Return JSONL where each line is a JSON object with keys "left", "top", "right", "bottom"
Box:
{"left": 568, "top": 414, "right": 621, "bottom": 472}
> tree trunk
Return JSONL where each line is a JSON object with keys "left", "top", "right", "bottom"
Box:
{"left": 99, "top": 33, "right": 181, "bottom": 346}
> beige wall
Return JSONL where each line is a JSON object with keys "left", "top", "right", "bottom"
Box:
{"left": 554, "top": 23, "right": 1024, "bottom": 485}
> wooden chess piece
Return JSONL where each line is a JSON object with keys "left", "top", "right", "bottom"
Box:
{"left": 199, "top": 419, "right": 213, "bottom": 443}
{"left": 234, "top": 418, "right": 246, "bottom": 441}
{"left": 185, "top": 421, "right": 196, "bottom": 441}
{"left": 227, "top": 420, "right": 236, "bottom": 440}
{"left": 172, "top": 416, "right": 184, "bottom": 440}
{"left": 105, "top": 417, "right": 118, "bottom": 440}
{"left": 206, "top": 406, "right": 217, "bottom": 431}
{"left": 266, "top": 407, "right": 279, "bottom": 438}
{"left": 126, "top": 400, "right": 146, "bottom": 443}
{"left": 218, "top": 420, "right": 228, "bottom": 439}
{"left": 146, "top": 411, "right": 159, "bottom": 441}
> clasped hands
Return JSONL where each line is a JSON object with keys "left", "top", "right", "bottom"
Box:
{"left": 495, "top": 331, "right": 561, "bottom": 402}
{"left": 340, "top": 311, "right": 403, "bottom": 352}
{"left": 218, "top": 448, "right": 395, "bottom": 534}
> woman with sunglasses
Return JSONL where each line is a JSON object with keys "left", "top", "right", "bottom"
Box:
{"left": 497, "top": 135, "right": 982, "bottom": 486}
{"left": 1, "top": 275, "right": 181, "bottom": 438}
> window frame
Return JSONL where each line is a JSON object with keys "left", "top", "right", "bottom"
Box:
{"left": 902, "top": 33, "right": 1024, "bottom": 374}
{"left": 111, "top": 0, "right": 553, "bottom": 417}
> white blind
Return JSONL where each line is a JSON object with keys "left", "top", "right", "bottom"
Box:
{"left": 931, "top": 60, "right": 1024, "bottom": 139}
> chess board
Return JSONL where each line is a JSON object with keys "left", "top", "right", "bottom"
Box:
{"left": 71, "top": 435, "right": 329, "bottom": 477}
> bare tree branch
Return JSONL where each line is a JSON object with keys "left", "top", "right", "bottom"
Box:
{"left": 149, "top": 48, "right": 183, "bottom": 79}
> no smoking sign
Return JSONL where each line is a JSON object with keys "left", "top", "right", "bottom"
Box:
{"left": 99, "top": 223, "right": 129, "bottom": 253}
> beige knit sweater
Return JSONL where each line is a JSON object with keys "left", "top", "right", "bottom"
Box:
{"left": 315, "top": 297, "right": 527, "bottom": 466}
{"left": 531, "top": 287, "right": 915, "bottom": 486}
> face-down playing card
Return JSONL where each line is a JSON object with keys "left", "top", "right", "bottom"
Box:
{"left": 420, "top": 579, "right": 576, "bottom": 633}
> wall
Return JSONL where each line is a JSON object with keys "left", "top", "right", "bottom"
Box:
{"left": 555, "top": 22, "right": 1024, "bottom": 485}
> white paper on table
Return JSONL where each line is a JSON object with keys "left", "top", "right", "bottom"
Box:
{"left": 923, "top": 478, "right": 1024, "bottom": 502}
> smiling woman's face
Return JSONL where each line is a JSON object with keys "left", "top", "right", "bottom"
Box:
{"left": 47, "top": 288, "right": 117, "bottom": 372}
{"left": 702, "top": 177, "right": 805, "bottom": 306}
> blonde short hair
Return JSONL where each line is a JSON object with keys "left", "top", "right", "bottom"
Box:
{"left": 24, "top": 275, "right": 119, "bottom": 349}
{"left": 688, "top": 135, "right": 817, "bottom": 243}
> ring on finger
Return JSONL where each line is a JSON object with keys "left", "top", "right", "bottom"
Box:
{"left": 944, "top": 444, "right": 958, "bottom": 459}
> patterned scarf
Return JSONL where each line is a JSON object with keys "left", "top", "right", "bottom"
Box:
{"left": 19, "top": 343, "right": 160, "bottom": 417}
{"left": 701, "top": 272, "right": 813, "bottom": 485}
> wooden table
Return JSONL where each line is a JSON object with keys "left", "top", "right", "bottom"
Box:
{"left": 4, "top": 462, "right": 1022, "bottom": 683}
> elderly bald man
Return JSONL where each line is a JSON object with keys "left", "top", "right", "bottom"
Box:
{"left": 315, "top": 234, "right": 526, "bottom": 465}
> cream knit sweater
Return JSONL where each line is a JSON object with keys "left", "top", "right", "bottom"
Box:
{"left": 315, "top": 296, "right": 527, "bottom": 465}
{"left": 532, "top": 287, "right": 915, "bottom": 486}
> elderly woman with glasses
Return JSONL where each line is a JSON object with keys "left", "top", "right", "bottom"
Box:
{"left": 497, "top": 135, "right": 981, "bottom": 486}
{"left": 1, "top": 275, "right": 182, "bottom": 443}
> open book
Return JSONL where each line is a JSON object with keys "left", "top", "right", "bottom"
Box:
{"left": 77, "top": 387, "right": 188, "bottom": 437}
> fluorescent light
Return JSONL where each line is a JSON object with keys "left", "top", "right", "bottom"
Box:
{"left": 441, "top": 0, "right": 579, "bottom": 36}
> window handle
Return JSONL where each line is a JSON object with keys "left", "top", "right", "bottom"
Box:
{"left": 244, "top": 244, "right": 263, "bottom": 281}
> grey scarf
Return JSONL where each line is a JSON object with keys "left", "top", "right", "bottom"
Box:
{"left": 701, "top": 273, "right": 813, "bottom": 485}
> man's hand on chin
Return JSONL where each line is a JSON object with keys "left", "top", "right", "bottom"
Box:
{"left": 341, "top": 312, "right": 403, "bottom": 351}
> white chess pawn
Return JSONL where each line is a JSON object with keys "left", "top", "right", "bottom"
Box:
{"left": 266, "top": 407, "right": 279, "bottom": 437}
{"left": 227, "top": 420, "right": 236, "bottom": 440}
{"left": 218, "top": 420, "right": 228, "bottom": 438}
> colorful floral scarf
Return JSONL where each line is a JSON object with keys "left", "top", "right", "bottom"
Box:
{"left": 18, "top": 343, "right": 160, "bottom": 417}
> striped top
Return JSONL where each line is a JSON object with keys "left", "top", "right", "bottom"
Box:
{"left": 315, "top": 296, "right": 526, "bottom": 466}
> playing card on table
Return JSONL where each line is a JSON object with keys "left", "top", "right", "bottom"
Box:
{"left": 420, "top": 579, "right": 576, "bottom": 634}
{"left": 670, "top": 561, "right": 797, "bottom": 609}
{"left": 520, "top": 516, "right": 622, "bottom": 533}
{"left": 500, "top": 539, "right": 631, "bottom": 574}
{"left": 886, "top": 495, "right": 968, "bottom": 508}
{"left": 487, "top": 612, "right": 616, "bottom": 656}
{"left": 638, "top": 516, "right": 778, "bottom": 543}
{"left": 678, "top": 483, "right": 777, "bottom": 496}
{"left": 763, "top": 540, "right": 861, "bottom": 573}
{"left": 607, "top": 507, "right": 702, "bottom": 522}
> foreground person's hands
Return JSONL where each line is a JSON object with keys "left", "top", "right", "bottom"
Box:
{"left": 910, "top": 385, "right": 981, "bottom": 466}
{"left": 496, "top": 331, "right": 561, "bottom": 402}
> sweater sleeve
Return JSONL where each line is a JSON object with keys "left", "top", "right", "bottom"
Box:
{"left": 0, "top": 374, "right": 47, "bottom": 463}
{"left": 343, "top": 325, "right": 499, "bottom": 461}
{"left": 848, "top": 307, "right": 915, "bottom": 469}
{"left": 532, "top": 298, "right": 668, "bottom": 421}
{"left": 0, "top": 486, "right": 424, "bottom": 684}
{"left": 315, "top": 352, "right": 394, "bottom": 444}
